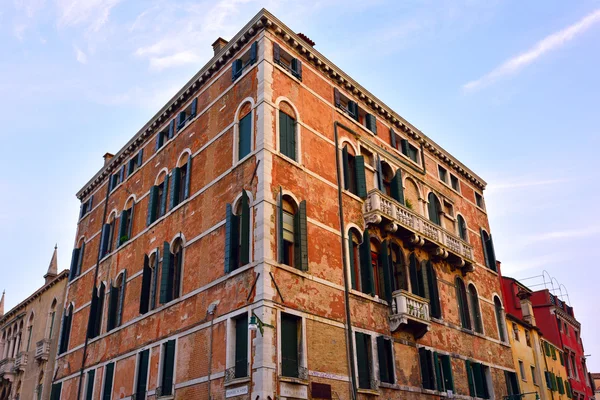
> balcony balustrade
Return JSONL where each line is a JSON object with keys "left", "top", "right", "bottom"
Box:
{"left": 364, "top": 190, "right": 474, "bottom": 271}
{"left": 35, "top": 339, "right": 50, "bottom": 361}
{"left": 14, "top": 352, "right": 27, "bottom": 372}
{"left": 0, "top": 357, "right": 15, "bottom": 378}
{"left": 389, "top": 290, "right": 431, "bottom": 338}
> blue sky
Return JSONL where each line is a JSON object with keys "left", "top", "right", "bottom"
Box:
{"left": 1, "top": 0, "right": 599, "bottom": 369}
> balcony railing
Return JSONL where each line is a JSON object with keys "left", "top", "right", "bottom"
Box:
{"left": 364, "top": 190, "right": 474, "bottom": 269}
{"left": 389, "top": 290, "right": 431, "bottom": 339}
{"left": 35, "top": 339, "right": 50, "bottom": 361}
{"left": 14, "top": 352, "right": 27, "bottom": 371}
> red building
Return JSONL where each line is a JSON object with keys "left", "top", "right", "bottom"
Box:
{"left": 501, "top": 277, "right": 594, "bottom": 400}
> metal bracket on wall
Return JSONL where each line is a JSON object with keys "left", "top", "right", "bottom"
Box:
{"left": 247, "top": 272, "right": 260, "bottom": 302}
{"left": 269, "top": 272, "right": 285, "bottom": 303}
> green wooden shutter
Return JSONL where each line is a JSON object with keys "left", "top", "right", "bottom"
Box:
{"left": 190, "top": 98, "right": 197, "bottom": 118}
{"left": 169, "top": 168, "right": 181, "bottom": 210}
{"left": 277, "top": 188, "right": 284, "bottom": 263}
{"left": 107, "top": 284, "right": 118, "bottom": 331}
{"left": 99, "top": 224, "right": 111, "bottom": 257}
{"left": 177, "top": 111, "right": 186, "bottom": 129}
{"left": 401, "top": 139, "right": 410, "bottom": 157}
{"left": 551, "top": 373, "right": 557, "bottom": 391}
{"left": 281, "top": 314, "right": 299, "bottom": 378}
{"left": 87, "top": 286, "right": 98, "bottom": 338}
{"left": 545, "top": 342, "right": 551, "bottom": 356}
{"left": 117, "top": 211, "right": 127, "bottom": 246}
{"left": 441, "top": 355, "right": 454, "bottom": 392}
{"left": 117, "top": 271, "right": 127, "bottom": 327}
{"left": 294, "top": 200, "right": 309, "bottom": 271}
{"left": 85, "top": 369, "right": 95, "bottom": 400}
{"left": 238, "top": 112, "right": 252, "bottom": 160}
{"left": 558, "top": 377, "right": 565, "bottom": 394}
{"left": 168, "top": 120, "right": 175, "bottom": 139}
{"left": 136, "top": 350, "right": 150, "bottom": 395}
{"left": 102, "top": 362, "right": 114, "bottom": 400}
{"left": 250, "top": 41, "right": 257, "bottom": 64}
{"left": 420, "top": 261, "right": 430, "bottom": 300}
{"left": 409, "top": 253, "right": 420, "bottom": 296}
{"left": 69, "top": 248, "right": 80, "bottom": 281}
{"left": 379, "top": 241, "right": 393, "bottom": 304}
{"left": 348, "top": 233, "right": 357, "bottom": 290}
{"left": 334, "top": 88, "right": 341, "bottom": 107}
{"left": 50, "top": 382, "right": 62, "bottom": 400}
{"left": 162, "top": 340, "right": 176, "bottom": 395}
{"left": 354, "top": 155, "right": 367, "bottom": 198}
{"left": 291, "top": 58, "right": 302, "bottom": 79}
{"left": 235, "top": 314, "right": 249, "bottom": 378}
{"left": 469, "top": 286, "right": 483, "bottom": 333}
{"left": 366, "top": 114, "right": 377, "bottom": 134}
{"left": 240, "top": 191, "right": 251, "bottom": 266}
{"left": 224, "top": 203, "right": 239, "bottom": 273}
{"left": 159, "top": 179, "right": 169, "bottom": 217}
{"left": 342, "top": 146, "right": 350, "bottom": 191}
{"left": 127, "top": 204, "right": 134, "bottom": 240}
{"left": 184, "top": 156, "right": 192, "bottom": 200}
{"left": 390, "top": 170, "right": 405, "bottom": 205}
{"left": 456, "top": 279, "right": 471, "bottom": 330}
{"left": 356, "top": 332, "right": 370, "bottom": 389}
{"left": 137, "top": 149, "right": 143, "bottom": 168}
{"left": 376, "top": 156, "right": 384, "bottom": 191}
{"left": 76, "top": 243, "right": 85, "bottom": 276}
{"left": 551, "top": 346, "right": 557, "bottom": 360}
{"left": 147, "top": 186, "right": 158, "bottom": 226}
{"left": 279, "top": 111, "right": 288, "bottom": 157}
{"left": 359, "top": 230, "right": 374, "bottom": 295}
{"left": 390, "top": 128, "right": 396, "bottom": 148}
{"left": 377, "top": 336, "right": 389, "bottom": 384}
{"left": 434, "top": 352, "right": 443, "bottom": 391}
{"left": 159, "top": 242, "right": 172, "bottom": 304}
{"left": 426, "top": 262, "right": 441, "bottom": 319}
{"left": 487, "top": 234, "right": 498, "bottom": 271}
{"left": 419, "top": 348, "right": 433, "bottom": 390}
{"left": 566, "top": 381, "right": 572, "bottom": 398}
{"left": 232, "top": 59, "right": 242, "bottom": 81}
{"left": 465, "top": 361, "right": 475, "bottom": 396}
{"left": 140, "top": 255, "right": 151, "bottom": 314}
{"left": 545, "top": 371, "right": 552, "bottom": 389}
{"left": 504, "top": 371, "right": 513, "bottom": 396}
{"left": 480, "top": 228, "right": 490, "bottom": 268}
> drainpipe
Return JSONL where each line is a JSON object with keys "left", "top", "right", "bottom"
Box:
{"left": 76, "top": 181, "right": 112, "bottom": 399}
{"left": 334, "top": 121, "right": 358, "bottom": 400}
{"left": 206, "top": 304, "right": 217, "bottom": 400}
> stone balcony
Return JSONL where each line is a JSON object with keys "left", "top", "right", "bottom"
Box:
{"left": 364, "top": 190, "right": 475, "bottom": 271}
{"left": 389, "top": 290, "right": 431, "bottom": 338}
{"left": 0, "top": 357, "right": 15, "bottom": 380}
{"left": 14, "top": 352, "right": 27, "bottom": 372}
{"left": 35, "top": 339, "right": 50, "bottom": 361}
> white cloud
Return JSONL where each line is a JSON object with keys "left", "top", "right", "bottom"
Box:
{"left": 500, "top": 253, "right": 568, "bottom": 275}
{"left": 148, "top": 51, "right": 202, "bottom": 71}
{"left": 55, "top": 0, "right": 121, "bottom": 31}
{"left": 524, "top": 226, "right": 600, "bottom": 244}
{"left": 74, "top": 45, "right": 87, "bottom": 64}
{"left": 486, "top": 178, "right": 567, "bottom": 192}
{"left": 463, "top": 8, "right": 600, "bottom": 92}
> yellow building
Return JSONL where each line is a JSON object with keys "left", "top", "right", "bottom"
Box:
{"left": 541, "top": 337, "right": 572, "bottom": 400}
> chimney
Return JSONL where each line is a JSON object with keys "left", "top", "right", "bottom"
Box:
{"left": 212, "top": 37, "right": 229, "bottom": 56}
{"left": 103, "top": 152, "right": 114, "bottom": 166}
{"left": 517, "top": 290, "right": 536, "bottom": 326}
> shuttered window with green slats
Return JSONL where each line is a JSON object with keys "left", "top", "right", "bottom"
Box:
{"left": 161, "top": 340, "right": 176, "bottom": 396}
{"left": 281, "top": 313, "right": 301, "bottom": 378}
{"left": 85, "top": 369, "right": 95, "bottom": 400}
{"left": 466, "top": 361, "right": 490, "bottom": 399}
{"left": 279, "top": 111, "right": 297, "bottom": 161}
{"left": 225, "top": 191, "right": 251, "bottom": 273}
{"left": 102, "top": 362, "right": 114, "bottom": 400}
{"left": 377, "top": 336, "right": 394, "bottom": 384}
{"left": 277, "top": 194, "right": 308, "bottom": 271}
{"left": 238, "top": 112, "right": 252, "bottom": 160}
{"left": 505, "top": 371, "right": 521, "bottom": 398}
{"left": 136, "top": 349, "right": 150, "bottom": 397}
{"left": 356, "top": 332, "right": 372, "bottom": 389}
{"left": 419, "top": 348, "right": 454, "bottom": 392}
{"left": 359, "top": 230, "right": 374, "bottom": 296}
{"left": 456, "top": 278, "right": 471, "bottom": 330}
{"left": 341, "top": 145, "right": 367, "bottom": 198}
{"left": 234, "top": 314, "right": 249, "bottom": 378}
{"left": 59, "top": 305, "right": 73, "bottom": 354}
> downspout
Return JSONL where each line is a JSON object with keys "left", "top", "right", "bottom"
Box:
{"left": 206, "top": 305, "right": 217, "bottom": 400}
{"left": 76, "top": 182, "right": 111, "bottom": 399}
{"left": 334, "top": 121, "right": 358, "bottom": 400}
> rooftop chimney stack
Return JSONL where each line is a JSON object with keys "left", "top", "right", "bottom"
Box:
{"left": 103, "top": 152, "right": 114, "bottom": 166}
{"left": 517, "top": 290, "right": 536, "bottom": 326}
{"left": 212, "top": 38, "right": 229, "bottom": 56}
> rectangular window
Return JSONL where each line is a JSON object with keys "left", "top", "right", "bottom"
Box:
{"left": 525, "top": 330, "right": 532, "bottom": 347}
{"left": 234, "top": 314, "right": 249, "bottom": 379}
{"left": 438, "top": 165, "right": 448, "bottom": 183}
{"left": 551, "top": 346, "right": 557, "bottom": 360}
{"left": 531, "top": 366, "right": 538, "bottom": 385}
{"left": 505, "top": 371, "right": 520, "bottom": 398}
{"left": 557, "top": 376, "right": 565, "bottom": 394}
{"left": 281, "top": 313, "right": 302, "bottom": 379}
{"left": 466, "top": 361, "right": 490, "bottom": 399}
{"left": 156, "top": 121, "right": 174, "bottom": 151}
{"left": 85, "top": 369, "right": 95, "bottom": 400}
{"left": 450, "top": 174, "right": 460, "bottom": 192}
{"left": 176, "top": 98, "right": 198, "bottom": 131}
{"left": 80, "top": 195, "right": 94, "bottom": 219}
{"left": 365, "top": 113, "right": 377, "bottom": 134}
{"left": 401, "top": 139, "right": 419, "bottom": 163}
{"left": 50, "top": 383, "right": 62, "bottom": 400}
{"left": 102, "top": 362, "right": 114, "bottom": 400}
{"left": 279, "top": 110, "right": 297, "bottom": 161}
{"left": 273, "top": 43, "right": 302, "bottom": 80}
{"left": 128, "top": 149, "right": 143, "bottom": 176}
{"left": 519, "top": 360, "right": 526, "bottom": 381}
{"left": 282, "top": 209, "right": 294, "bottom": 266}
{"left": 419, "top": 349, "right": 454, "bottom": 392}
{"left": 356, "top": 332, "right": 373, "bottom": 390}
{"left": 334, "top": 88, "right": 359, "bottom": 122}
{"left": 376, "top": 336, "right": 394, "bottom": 384}
{"left": 475, "top": 192, "right": 484, "bottom": 208}
{"left": 159, "top": 340, "right": 176, "bottom": 397}
{"left": 238, "top": 112, "right": 252, "bottom": 160}
{"left": 513, "top": 323, "right": 519, "bottom": 341}
{"left": 135, "top": 349, "right": 150, "bottom": 397}
{"left": 559, "top": 352, "right": 564, "bottom": 366}
{"left": 232, "top": 41, "right": 257, "bottom": 81}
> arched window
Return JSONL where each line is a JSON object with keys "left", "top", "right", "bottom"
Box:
{"left": 408, "top": 256, "right": 441, "bottom": 318}
{"left": 69, "top": 237, "right": 86, "bottom": 281}
{"left": 455, "top": 277, "right": 471, "bottom": 330}
{"left": 236, "top": 102, "right": 253, "bottom": 160}
{"left": 457, "top": 215, "right": 468, "bottom": 241}
{"left": 140, "top": 251, "right": 159, "bottom": 314}
{"left": 88, "top": 283, "right": 106, "bottom": 339}
{"left": 494, "top": 296, "right": 507, "bottom": 342}
{"left": 278, "top": 102, "right": 297, "bottom": 161}
{"left": 371, "top": 239, "right": 385, "bottom": 299}
{"left": 159, "top": 238, "right": 184, "bottom": 304}
{"left": 341, "top": 144, "right": 366, "bottom": 198}
{"left": 26, "top": 312, "right": 34, "bottom": 352}
{"left": 59, "top": 304, "right": 73, "bottom": 354}
{"left": 277, "top": 192, "right": 308, "bottom": 271}
{"left": 147, "top": 171, "right": 169, "bottom": 226}
{"left": 170, "top": 152, "right": 193, "bottom": 209}
{"left": 48, "top": 299, "right": 57, "bottom": 339}
{"left": 36, "top": 371, "right": 44, "bottom": 400}
{"left": 390, "top": 242, "right": 407, "bottom": 292}
{"left": 468, "top": 284, "right": 483, "bottom": 333}
{"left": 225, "top": 191, "right": 251, "bottom": 273}
{"left": 118, "top": 197, "right": 135, "bottom": 247}
{"left": 480, "top": 229, "right": 497, "bottom": 271}
{"left": 348, "top": 228, "right": 362, "bottom": 291}
{"left": 377, "top": 160, "right": 394, "bottom": 197}
{"left": 404, "top": 178, "right": 419, "bottom": 212}
{"left": 107, "top": 272, "right": 127, "bottom": 331}
{"left": 100, "top": 213, "right": 117, "bottom": 258}
{"left": 427, "top": 192, "right": 442, "bottom": 225}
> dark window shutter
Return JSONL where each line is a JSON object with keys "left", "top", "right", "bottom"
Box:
{"left": 87, "top": 287, "right": 98, "bottom": 338}
{"left": 69, "top": 248, "right": 80, "bottom": 281}
{"left": 427, "top": 193, "right": 441, "bottom": 225}
{"left": 100, "top": 224, "right": 111, "bottom": 257}
{"left": 419, "top": 348, "right": 433, "bottom": 390}
{"left": 140, "top": 255, "right": 151, "bottom": 314}
{"left": 117, "top": 271, "right": 127, "bottom": 327}
{"left": 409, "top": 253, "right": 420, "bottom": 297}
{"left": 127, "top": 204, "right": 134, "bottom": 239}
{"left": 107, "top": 284, "right": 119, "bottom": 331}
{"left": 376, "top": 156, "right": 384, "bottom": 191}
{"left": 120, "top": 165, "right": 125, "bottom": 182}
{"left": 76, "top": 243, "right": 85, "bottom": 276}
{"left": 162, "top": 340, "right": 176, "bottom": 395}
{"left": 551, "top": 373, "right": 557, "bottom": 391}
{"left": 434, "top": 352, "right": 443, "bottom": 391}
{"left": 366, "top": 114, "right": 377, "bottom": 134}
{"left": 348, "top": 101, "right": 358, "bottom": 120}
{"left": 545, "top": 371, "right": 552, "bottom": 389}
{"left": 168, "top": 119, "right": 175, "bottom": 139}
{"left": 390, "top": 128, "right": 397, "bottom": 148}
{"left": 426, "top": 261, "right": 441, "bottom": 319}
{"left": 50, "top": 382, "right": 62, "bottom": 400}
{"left": 334, "top": 88, "right": 341, "bottom": 108}
{"left": 238, "top": 112, "right": 252, "bottom": 160}
{"left": 190, "top": 98, "right": 197, "bottom": 118}
{"left": 348, "top": 233, "right": 358, "bottom": 290}
{"left": 465, "top": 361, "right": 475, "bottom": 397}
{"left": 240, "top": 191, "right": 251, "bottom": 266}
{"left": 277, "top": 188, "right": 284, "bottom": 264}
{"left": 377, "top": 336, "right": 389, "bottom": 383}
{"left": 354, "top": 155, "right": 367, "bottom": 199}
{"left": 359, "top": 229, "right": 374, "bottom": 295}
{"left": 419, "top": 261, "right": 429, "bottom": 299}
{"left": 487, "top": 234, "right": 497, "bottom": 271}
{"left": 390, "top": 169, "right": 405, "bottom": 205}
{"left": 379, "top": 241, "right": 393, "bottom": 304}
{"left": 480, "top": 228, "right": 490, "bottom": 268}
{"left": 147, "top": 186, "right": 158, "bottom": 226}
{"left": 281, "top": 314, "right": 299, "bottom": 378}
{"left": 94, "top": 285, "right": 105, "bottom": 338}
{"left": 137, "top": 149, "right": 143, "bottom": 167}
{"left": 160, "top": 179, "right": 169, "bottom": 217}
{"left": 469, "top": 287, "right": 483, "bottom": 333}
{"left": 279, "top": 111, "right": 296, "bottom": 160}
{"left": 566, "top": 381, "right": 572, "bottom": 397}
{"left": 342, "top": 146, "right": 350, "bottom": 191}
{"left": 456, "top": 279, "right": 471, "bottom": 330}
{"left": 177, "top": 111, "right": 186, "bottom": 130}
{"left": 117, "top": 211, "right": 127, "bottom": 246}
{"left": 184, "top": 156, "right": 192, "bottom": 200}
{"left": 441, "top": 355, "right": 454, "bottom": 392}
{"left": 356, "top": 332, "right": 371, "bottom": 389}
{"left": 136, "top": 349, "right": 150, "bottom": 395}
{"left": 291, "top": 58, "right": 302, "bottom": 79}
{"left": 85, "top": 369, "right": 95, "bottom": 400}
{"left": 159, "top": 242, "right": 172, "bottom": 304}
{"left": 235, "top": 314, "right": 249, "bottom": 378}
{"left": 169, "top": 168, "right": 181, "bottom": 210}
{"left": 294, "top": 200, "right": 309, "bottom": 271}
{"left": 102, "top": 362, "right": 114, "bottom": 400}
{"left": 156, "top": 132, "right": 162, "bottom": 151}
{"left": 401, "top": 139, "right": 410, "bottom": 157}
{"left": 273, "top": 42, "right": 280, "bottom": 63}
{"left": 224, "top": 203, "right": 239, "bottom": 273}
{"left": 250, "top": 41, "right": 257, "bottom": 64}
{"left": 232, "top": 59, "right": 243, "bottom": 81}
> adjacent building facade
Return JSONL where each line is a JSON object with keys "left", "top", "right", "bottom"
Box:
{"left": 0, "top": 247, "right": 68, "bottom": 400}
{"left": 53, "top": 9, "right": 519, "bottom": 400}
